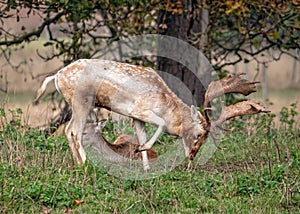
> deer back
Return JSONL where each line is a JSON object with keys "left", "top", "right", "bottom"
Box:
{"left": 56, "top": 59, "right": 186, "bottom": 131}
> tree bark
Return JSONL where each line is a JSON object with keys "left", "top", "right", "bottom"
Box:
{"left": 157, "top": 0, "right": 211, "bottom": 106}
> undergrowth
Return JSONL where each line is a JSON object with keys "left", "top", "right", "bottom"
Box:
{"left": 0, "top": 104, "right": 299, "bottom": 213}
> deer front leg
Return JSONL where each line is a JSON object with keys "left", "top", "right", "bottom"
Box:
{"left": 134, "top": 120, "right": 150, "bottom": 171}
{"left": 136, "top": 111, "right": 166, "bottom": 151}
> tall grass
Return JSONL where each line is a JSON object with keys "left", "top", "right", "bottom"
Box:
{"left": 0, "top": 104, "right": 299, "bottom": 213}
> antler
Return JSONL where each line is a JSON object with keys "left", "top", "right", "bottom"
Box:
{"left": 204, "top": 73, "right": 259, "bottom": 109}
{"left": 203, "top": 73, "right": 269, "bottom": 144}
{"left": 212, "top": 100, "right": 270, "bottom": 131}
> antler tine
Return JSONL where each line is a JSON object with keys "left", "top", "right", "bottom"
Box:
{"left": 208, "top": 102, "right": 228, "bottom": 138}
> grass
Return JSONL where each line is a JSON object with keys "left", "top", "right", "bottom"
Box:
{"left": 0, "top": 104, "right": 299, "bottom": 213}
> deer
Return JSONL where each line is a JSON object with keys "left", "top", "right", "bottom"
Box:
{"left": 83, "top": 119, "right": 158, "bottom": 161}
{"left": 33, "top": 59, "right": 269, "bottom": 170}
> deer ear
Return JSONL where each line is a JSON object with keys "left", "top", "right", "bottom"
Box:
{"left": 191, "top": 105, "right": 200, "bottom": 122}
{"left": 191, "top": 105, "right": 206, "bottom": 124}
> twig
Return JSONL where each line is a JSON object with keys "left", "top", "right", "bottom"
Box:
{"left": 123, "top": 200, "right": 142, "bottom": 213}
{"left": 264, "top": 143, "right": 272, "bottom": 180}
{"left": 285, "top": 148, "right": 290, "bottom": 207}
{"left": 273, "top": 138, "right": 282, "bottom": 163}
{"left": 50, "top": 180, "right": 61, "bottom": 203}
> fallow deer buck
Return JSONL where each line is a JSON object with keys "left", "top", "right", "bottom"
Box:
{"left": 34, "top": 59, "right": 268, "bottom": 170}
{"left": 83, "top": 120, "right": 157, "bottom": 162}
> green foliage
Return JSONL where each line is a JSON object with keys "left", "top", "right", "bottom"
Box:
{"left": 0, "top": 0, "right": 159, "bottom": 66}
{"left": 0, "top": 106, "right": 299, "bottom": 212}
{"left": 280, "top": 103, "right": 298, "bottom": 129}
{"left": 1, "top": 0, "right": 298, "bottom": 67}
{"left": 207, "top": 0, "right": 300, "bottom": 67}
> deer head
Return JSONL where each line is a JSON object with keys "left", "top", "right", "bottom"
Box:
{"left": 180, "top": 105, "right": 210, "bottom": 160}
{"left": 186, "top": 73, "right": 269, "bottom": 160}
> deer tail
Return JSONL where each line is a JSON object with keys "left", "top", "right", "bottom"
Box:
{"left": 32, "top": 72, "right": 57, "bottom": 105}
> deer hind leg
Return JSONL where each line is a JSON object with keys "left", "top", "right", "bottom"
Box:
{"left": 65, "top": 93, "right": 95, "bottom": 164}
{"left": 65, "top": 118, "right": 85, "bottom": 164}
{"left": 134, "top": 120, "right": 150, "bottom": 171}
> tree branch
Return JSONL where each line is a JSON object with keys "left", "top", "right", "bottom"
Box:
{"left": 0, "top": 11, "right": 64, "bottom": 47}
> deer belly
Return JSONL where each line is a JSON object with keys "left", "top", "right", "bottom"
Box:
{"left": 96, "top": 80, "right": 137, "bottom": 116}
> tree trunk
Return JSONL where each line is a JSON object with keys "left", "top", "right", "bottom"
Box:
{"left": 157, "top": 0, "right": 211, "bottom": 106}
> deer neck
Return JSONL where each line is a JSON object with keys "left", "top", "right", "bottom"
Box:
{"left": 164, "top": 99, "right": 194, "bottom": 137}
{"left": 181, "top": 106, "right": 198, "bottom": 135}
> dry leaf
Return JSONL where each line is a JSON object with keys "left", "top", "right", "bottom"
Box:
{"left": 74, "top": 199, "right": 84, "bottom": 206}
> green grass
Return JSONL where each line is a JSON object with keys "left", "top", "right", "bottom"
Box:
{"left": 0, "top": 104, "right": 299, "bottom": 213}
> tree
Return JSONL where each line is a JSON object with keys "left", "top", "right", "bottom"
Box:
{"left": 157, "top": 0, "right": 211, "bottom": 106}
{"left": 206, "top": 0, "right": 300, "bottom": 68}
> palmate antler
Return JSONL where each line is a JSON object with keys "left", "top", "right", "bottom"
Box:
{"left": 203, "top": 73, "right": 269, "bottom": 143}
{"left": 204, "top": 73, "right": 259, "bottom": 109}
{"left": 213, "top": 100, "right": 269, "bottom": 129}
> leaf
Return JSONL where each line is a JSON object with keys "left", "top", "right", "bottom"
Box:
{"left": 74, "top": 199, "right": 84, "bottom": 206}
{"left": 64, "top": 208, "right": 73, "bottom": 213}
{"left": 270, "top": 31, "right": 280, "bottom": 40}
{"left": 0, "top": 108, "right": 5, "bottom": 117}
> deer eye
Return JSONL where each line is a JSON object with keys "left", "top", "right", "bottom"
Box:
{"left": 194, "top": 134, "right": 201, "bottom": 139}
